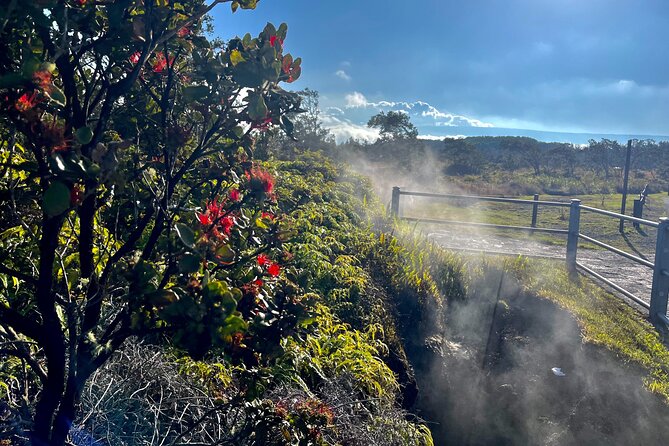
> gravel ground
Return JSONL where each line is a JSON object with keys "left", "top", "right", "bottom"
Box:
{"left": 427, "top": 228, "right": 657, "bottom": 312}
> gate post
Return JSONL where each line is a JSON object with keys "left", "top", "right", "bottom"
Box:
{"left": 566, "top": 199, "right": 581, "bottom": 272}
{"left": 390, "top": 186, "right": 401, "bottom": 218}
{"left": 650, "top": 218, "right": 669, "bottom": 328}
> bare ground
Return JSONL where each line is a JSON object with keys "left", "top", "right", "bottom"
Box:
{"left": 426, "top": 228, "right": 656, "bottom": 313}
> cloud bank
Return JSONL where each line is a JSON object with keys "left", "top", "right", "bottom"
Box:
{"left": 320, "top": 92, "right": 493, "bottom": 143}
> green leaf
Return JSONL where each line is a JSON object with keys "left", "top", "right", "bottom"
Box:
{"left": 178, "top": 254, "right": 201, "bottom": 273}
{"left": 48, "top": 87, "right": 66, "bottom": 107}
{"left": 43, "top": 181, "right": 71, "bottom": 216}
{"left": 277, "top": 23, "right": 288, "bottom": 40}
{"left": 280, "top": 115, "right": 294, "bottom": 136}
{"left": 239, "top": 0, "right": 258, "bottom": 10}
{"left": 183, "top": 85, "right": 209, "bottom": 101}
{"left": 247, "top": 95, "right": 268, "bottom": 121}
{"left": 175, "top": 223, "right": 196, "bottom": 248}
{"left": 219, "top": 314, "right": 247, "bottom": 338}
{"left": 220, "top": 292, "right": 237, "bottom": 315}
{"left": 75, "top": 127, "right": 94, "bottom": 145}
{"left": 215, "top": 244, "right": 235, "bottom": 264}
{"left": 232, "top": 61, "right": 265, "bottom": 87}
{"left": 230, "top": 49, "right": 245, "bottom": 66}
{"left": 40, "top": 62, "right": 56, "bottom": 73}
{"left": 21, "top": 55, "right": 40, "bottom": 78}
{"left": 263, "top": 22, "right": 277, "bottom": 37}
{"left": 205, "top": 281, "right": 229, "bottom": 298}
{"left": 148, "top": 290, "right": 179, "bottom": 307}
{"left": 231, "top": 1, "right": 239, "bottom": 12}
{"left": 242, "top": 33, "right": 252, "bottom": 48}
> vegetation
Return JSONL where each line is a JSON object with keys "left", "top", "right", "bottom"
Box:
{"left": 423, "top": 136, "right": 669, "bottom": 196}
{"left": 0, "top": 2, "right": 437, "bottom": 445}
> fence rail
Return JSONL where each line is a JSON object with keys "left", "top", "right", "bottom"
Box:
{"left": 390, "top": 186, "right": 669, "bottom": 331}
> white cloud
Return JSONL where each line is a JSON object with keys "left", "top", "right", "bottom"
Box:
{"left": 341, "top": 92, "right": 493, "bottom": 128}
{"left": 335, "top": 69, "right": 351, "bottom": 81}
{"left": 319, "top": 112, "right": 379, "bottom": 143}
{"left": 345, "top": 91, "right": 369, "bottom": 107}
{"left": 417, "top": 134, "right": 447, "bottom": 141}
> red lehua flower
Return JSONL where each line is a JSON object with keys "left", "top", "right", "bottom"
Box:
{"left": 197, "top": 212, "right": 212, "bottom": 226}
{"left": 257, "top": 253, "right": 270, "bottom": 267}
{"left": 246, "top": 167, "right": 274, "bottom": 194}
{"left": 32, "top": 70, "right": 52, "bottom": 92}
{"left": 267, "top": 262, "right": 280, "bottom": 277}
{"left": 269, "top": 35, "right": 283, "bottom": 48}
{"left": 152, "top": 52, "right": 174, "bottom": 73}
{"left": 15, "top": 92, "right": 39, "bottom": 112}
{"left": 206, "top": 198, "right": 222, "bottom": 216}
{"left": 219, "top": 216, "right": 234, "bottom": 235}
{"left": 254, "top": 279, "right": 264, "bottom": 287}
{"left": 229, "top": 189, "right": 241, "bottom": 202}
{"left": 76, "top": 0, "right": 87, "bottom": 6}
{"left": 129, "top": 51, "right": 141, "bottom": 64}
{"left": 177, "top": 27, "right": 190, "bottom": 38}
{"left": 261, "top": 212, "right": 275, "bottom": 220}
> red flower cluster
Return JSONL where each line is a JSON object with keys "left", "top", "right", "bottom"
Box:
{"left": 267, "top": 263, "right": 280, "bottom": 277}
{"left": 257, "top": 254, "right": 281, "bottom": 277}
{"left": 15, "top": 92, "right": 39, "bottom": 112}
{"left": 269, "top": 35, "right": 283, "bottom": 48}
{"left": 197, "top": 198, "right": 235, "bottom": 238}
{"left": 245, "top": 167, "right": 274, "bottom": 195}
{"left": 257, "top": 253, "right": 270, "bottom": 267}
{"left": 129, "top": 52, "right": 142, "bottom": 64}
{"left": 152, "top": 52, "right": 174, "bottom": 73}
{"left": 177, "top": 27, "right": 190, "bottom": 38}
{"left": 229, "top": 188, "right": 241, "bottom": 202}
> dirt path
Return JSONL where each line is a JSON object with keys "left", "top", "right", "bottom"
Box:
{"left": 426, "top": 229, "right": 655, "bottom": 311}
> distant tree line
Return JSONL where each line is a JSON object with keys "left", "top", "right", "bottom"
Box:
{"left": 256, "top": 91, "right": 669, "bottom": 193}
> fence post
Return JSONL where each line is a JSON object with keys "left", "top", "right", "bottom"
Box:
{"left": 390, "top": 186, "right": 401, "bottom": 218}
{"left": 633, "top": 199, "right": 643, "bottom": 230}
{"left": 650, "top": 218, "right": 669, "bottom": 328}
{"left": 619, "top": 139, "right": 633, "bottom": 233}
{"left": 566, "top": 199, "right": 581, "bottom": 272}
{"left": 531, "top": 194, "right": 539, "bottom": 232}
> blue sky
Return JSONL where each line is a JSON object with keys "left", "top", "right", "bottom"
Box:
{"left": 212, "top": 0, "right": 669, "bottom": 143}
